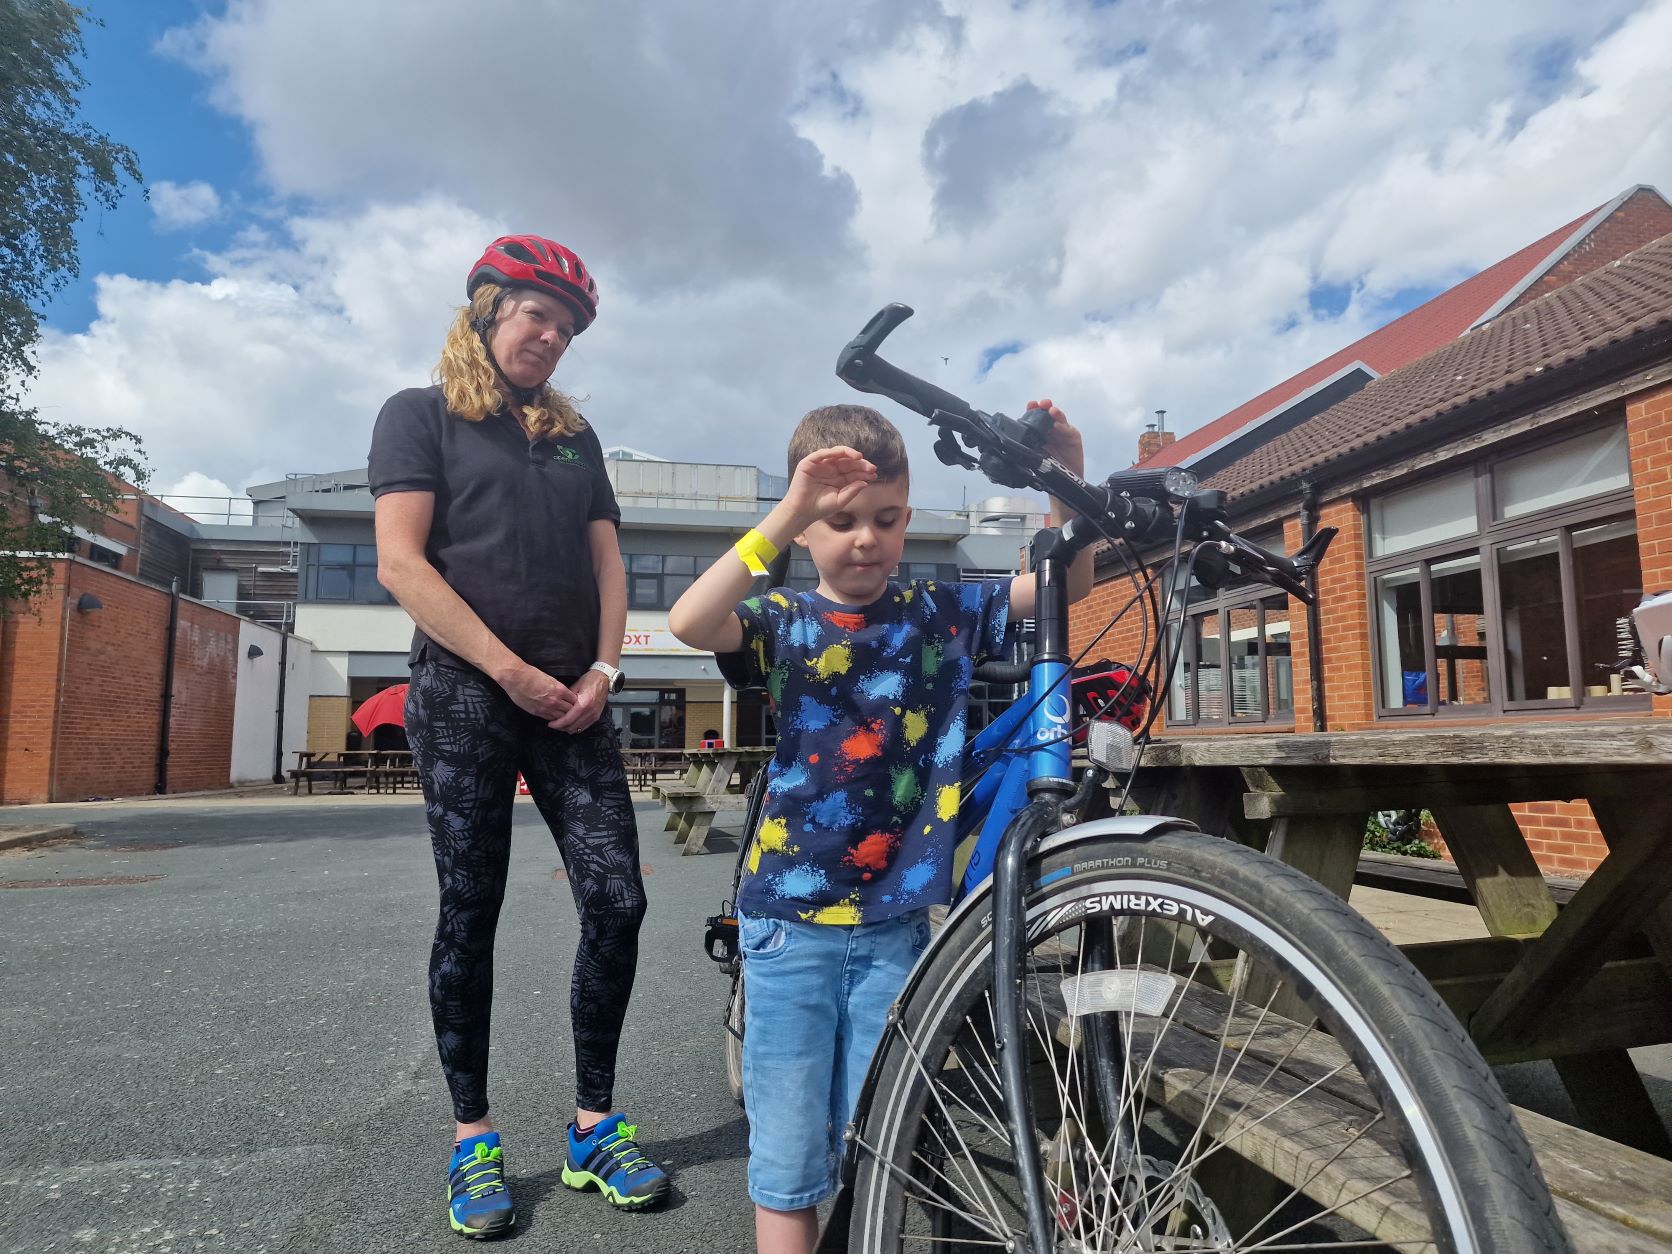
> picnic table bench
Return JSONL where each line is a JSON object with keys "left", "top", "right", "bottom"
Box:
{"left": 1104, "top": 718, "right": 1672, "bottom": 1241}
{"left": 652, "top": 746, "right": 773, "bottom": 855}
{"left": 621, "top": 747, "right": 691, "bottom": 792}
{"left": 289, "top": 750, "right": 417, "bottom": 795}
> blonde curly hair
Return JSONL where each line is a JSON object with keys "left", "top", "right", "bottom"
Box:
{"left": 434, "top": 283, "right": 585, "bottom": 438}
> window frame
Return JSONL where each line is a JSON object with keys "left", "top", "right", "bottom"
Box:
{"left": 1365, "top": 418, "right": 1647, "bottom": 720}
{"left": 302, "top": 542, "right": 392, "bottom": 604}
{"left": 1166, "top": 583, "right": 1296, "bottom": 730}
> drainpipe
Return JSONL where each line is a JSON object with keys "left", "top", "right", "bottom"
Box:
{"left": 1298, "top": 480, "right": 1328, "bottom": 732}
{"left": 271, "top": 630, "right": 290, "bottom": 783}
{"left": 155, "top": 577, "right": 180, "bottom": 794}
{"left": 50, "top": 562, "right": 74, "bottom": 802}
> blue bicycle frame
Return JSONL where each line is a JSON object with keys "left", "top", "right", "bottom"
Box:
{"left": 953, "top": 657, "right": 1073, "bottom": 901}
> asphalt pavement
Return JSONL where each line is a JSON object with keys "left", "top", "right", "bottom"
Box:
{"left": 0, "top": 794, "right": 754, "bottom": 1254}
{"left": 5, "top": 791, "right": 1669, "bottom": 1254}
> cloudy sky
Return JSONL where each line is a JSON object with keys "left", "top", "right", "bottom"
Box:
{"left": 28, "top": 0, "right": 1672, "bottom": 512}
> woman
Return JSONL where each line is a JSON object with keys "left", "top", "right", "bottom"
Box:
{"left": 369, "top": 235, "right": 668, "bottom": 1239}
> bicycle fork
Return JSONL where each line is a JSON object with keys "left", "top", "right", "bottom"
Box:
{"left": 994, "top": 802, "right": 1134, "bottom": 1254}
{"left": 992, "top": 798, "right": 1067, "bottom": 1253}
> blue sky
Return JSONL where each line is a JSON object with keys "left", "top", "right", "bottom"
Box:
{"left": 26, "top": 0, "right": 1672, "bottom": 504}
{"left": 51, "top": 2, "right": 255, "bottom": 329}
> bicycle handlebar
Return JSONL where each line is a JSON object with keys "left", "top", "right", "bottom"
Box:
{"left": 837, "top": 304, "right": 1333, "bottom": 605}
{"left": 973, "top": 660, "right": 1034, "bottom": 685}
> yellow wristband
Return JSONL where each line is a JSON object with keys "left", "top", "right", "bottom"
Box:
{"left": 734, "top": 528, "right": 779, "bottom": 577}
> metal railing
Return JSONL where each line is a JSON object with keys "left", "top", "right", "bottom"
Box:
{"left": 196, "top": 597, "right": 296, "bottom": 632}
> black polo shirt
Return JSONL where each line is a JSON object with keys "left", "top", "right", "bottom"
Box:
{"left": 367, "top": 385, "right": 620, "bottom": 681}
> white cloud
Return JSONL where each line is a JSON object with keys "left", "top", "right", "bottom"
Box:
{"left": 149, "top": 179, "right": 222, "bottom": 230}
{"left": 30, "top": 0, "right": 1672, "bottom": 508}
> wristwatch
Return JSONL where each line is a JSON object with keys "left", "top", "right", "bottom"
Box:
{"left": 589, "top": 661, "right": 626, "bottom": 694}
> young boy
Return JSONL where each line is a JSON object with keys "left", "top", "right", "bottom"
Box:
{"left": 668, "top": 402, "right": 1090, "bottom": 1254}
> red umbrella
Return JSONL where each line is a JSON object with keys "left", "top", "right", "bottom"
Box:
{"left": 351, "top": 683, "right": 409, "bottom": 736}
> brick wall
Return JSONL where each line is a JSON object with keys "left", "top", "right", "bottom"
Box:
{"left": 1136, "top": 429, "right": 1177, "bottom": 464}
{"left": 161, "top": 602, "right": 238, "bottom": 791}
{"left": 1070, "top": 557, "right": 1158, "bottom": 725}
{"left": 1311, "top": 498, "right": 1377, "bottom": 730}
{"left": 686, "top": 700, "right": 724, "bottom": 747}
{"left": 1, "top": 560, "right": 239, "bottom": 803}
{"left": 0, "top": 570, "right": 68, "bottom": 804}
{"left": 51, "top": 562, "right": 169, "bottom": 799}
{"left": 1627, "top": 378, "right": 1672, "bottom": 720}
{"left": 1283, "top": 515, "right": 1314, "bottom": 731}
{"left": 308, "top": 696, "right": 352, "bottom": 754}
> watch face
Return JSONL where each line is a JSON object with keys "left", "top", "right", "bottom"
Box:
{"left": 610, "top": 669, "right": 626, "bottom": 693}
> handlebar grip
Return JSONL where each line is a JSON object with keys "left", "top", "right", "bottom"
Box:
{"left": 975, "top": 660, "right": 1033, "bottom": 685}
{"left": 836, "top": 304, "right": 979, "bottom": 421}
{"left": 838, "top": 350, "right": 975, "bottom": 422}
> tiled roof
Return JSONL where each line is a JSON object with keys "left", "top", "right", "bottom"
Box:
{"left": 1139, "top": 195, "right": 1647, "bottom": 469}
{"left": 1205, "top": 229, "right": 1672, "bottom": 499}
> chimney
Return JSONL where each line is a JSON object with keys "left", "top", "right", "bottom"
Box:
{"left": 1137, "top": 408, "right": 1176, "bottom": 462}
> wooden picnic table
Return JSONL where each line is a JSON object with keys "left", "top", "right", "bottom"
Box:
{"left": 1117, "top": 721, "right": 1672, "bottom": 1146}
{"left": 652, "top": 746, "right": 774, "bottom": 855}
{"left": 620, "top": 747, "right": 692, "bottom": 792}
{"left": 289, "top": 749, "right": 417, "bottom": 795}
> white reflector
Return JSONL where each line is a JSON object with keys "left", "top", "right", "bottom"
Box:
{"left": 1060, "top": 969, "right": 1177, "bottom": 1018}
{"left": 1086, "top": 721, "right": 1137, "bottom": 772}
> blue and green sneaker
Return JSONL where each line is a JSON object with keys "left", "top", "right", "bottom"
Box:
{"left": 561, "top": 1114, "right": 670, "bottom": 1210}
{"left": 447, "top": 1132, "right": 514, "bottom": 1239}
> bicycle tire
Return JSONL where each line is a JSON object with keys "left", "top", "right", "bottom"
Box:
{"left": 720, "top": 765, "right": 771, "bottom": 1113}
{"left": 726, "top": 978, "right": 746, "bottom": 1107}
{"left": 846, "top": 825, "right": 1568, "bottom": 1253}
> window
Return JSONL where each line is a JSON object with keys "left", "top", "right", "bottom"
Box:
{"left": 1495, "top": 424, "right": 1629, "bottom": 521}
{"left": 1375, "top": 556, "right": 1490, "bottom": 710}
{"left": 1367, "top": 421, "right": 1642, "bottom": 716}
{"left": 303, "top": 543, "right": 391, "bottom": 603}
{"left": 781, "top": 557, "right": 959, "bottom": 592}
{"left": 623, "top": 553, "right": 708, "bottom": 609}
{"left": 608, "top": 688, "right": 685, "bottom": 749}
{"left": 1166, "top": 532, "right": 1294, "bottom": 727}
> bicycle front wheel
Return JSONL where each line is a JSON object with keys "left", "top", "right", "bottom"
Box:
{"left": 847, "top": 825, "right": 1568, "bottom": 1253}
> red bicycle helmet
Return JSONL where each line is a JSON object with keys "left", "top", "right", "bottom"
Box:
{"left": 467, "top": 234, "right": 598, "bottom": 332}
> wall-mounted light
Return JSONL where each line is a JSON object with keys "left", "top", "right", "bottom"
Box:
{"left": 76, "top": 593, "right": 103, "bottom": 613}
{"left": 247, "top": 643, "right": 265, "bottom": 660}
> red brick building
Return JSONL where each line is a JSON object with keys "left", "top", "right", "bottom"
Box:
{"left": 1073, "top": 191, "right": 1672, "bottom": 875}
{"left": 0, "top": 557, "right": 241, "bottom": 803}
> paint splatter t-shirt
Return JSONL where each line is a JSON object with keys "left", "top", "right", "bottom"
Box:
{"left": 717, "top": 580, "right": 1011, "bottom": 925}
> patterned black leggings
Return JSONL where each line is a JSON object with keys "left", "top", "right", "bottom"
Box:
{"left": 404, "top": 659, "right": 646, "bottom": 1122}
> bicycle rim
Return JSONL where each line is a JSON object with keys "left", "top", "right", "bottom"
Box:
{"left": 847, "top": 832, "right": 1565, "bottom": 1254}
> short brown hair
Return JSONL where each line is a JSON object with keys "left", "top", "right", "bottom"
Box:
{"left": 787, "top": 404, "right": 909, "bottom": 483}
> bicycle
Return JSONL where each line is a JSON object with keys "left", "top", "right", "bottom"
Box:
{"left": 709, "top": 303, "right": 1569, "bottom": 1253}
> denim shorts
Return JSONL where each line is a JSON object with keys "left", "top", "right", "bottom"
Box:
{"left": 738, "top": 906, "right": 932, "bottom": 1211}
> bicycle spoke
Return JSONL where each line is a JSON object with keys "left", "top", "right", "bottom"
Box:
{"left": 850, "top": 1130, "right": 1009, "bottom": 1238}
{"left": 1236, "top": 1170, "right": 1422, "bottom": 1251}
{"left": 886, "top": 1014, "right": 1016, "bottom": 1231}
{"left": 1238, "top": 1110, "right": 1391, "bottom": 1242}
{"left": 847, "top": 845, "right": 1551, "bottom": 1252}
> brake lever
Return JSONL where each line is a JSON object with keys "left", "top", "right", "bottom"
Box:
{"left": 933, "top": 429, "right": 978, "bottom": 470}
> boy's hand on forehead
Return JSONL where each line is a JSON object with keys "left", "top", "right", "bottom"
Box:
{"left": 786, "top": 445, "right": 879, "bottom": 523}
